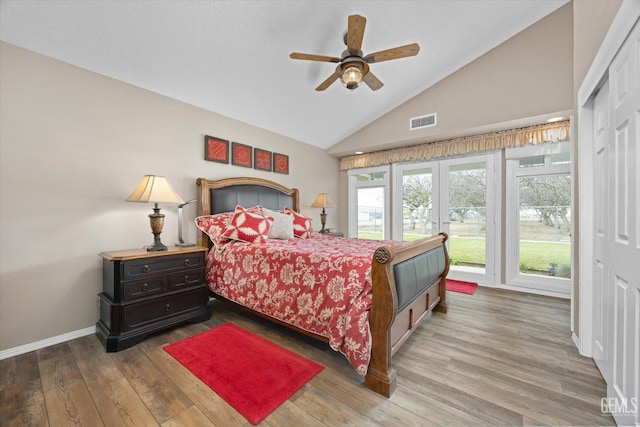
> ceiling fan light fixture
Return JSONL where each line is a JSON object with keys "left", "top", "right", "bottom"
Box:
{"left": 340, "top": 64, "right": 363, "bottom": 90}
{"left": 290, "top": 14, "right": 419, "bottom": 92}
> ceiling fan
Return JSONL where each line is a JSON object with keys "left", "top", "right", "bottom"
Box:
{"left": 289, "top": 14, "right": 420, "bottom": 91}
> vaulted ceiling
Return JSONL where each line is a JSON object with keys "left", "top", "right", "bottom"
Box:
{"left": 0, "top": 0, "right": 569, "bottom": 150}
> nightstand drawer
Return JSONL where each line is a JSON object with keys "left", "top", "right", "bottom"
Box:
{"left": 123, "top": 253, "right": 204, "bottom": 280}
{"left": 169, "top": 268, "right": 204, "bottom": 290}
{"left": 123, "top": 288, "right": 206, "bottom": 331}
{"left": 123, "top": 277, "right": 167, "bottom": 300}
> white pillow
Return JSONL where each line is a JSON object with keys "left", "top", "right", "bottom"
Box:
{"left": 262, "top": 207, "right": 294, "bottom": 240}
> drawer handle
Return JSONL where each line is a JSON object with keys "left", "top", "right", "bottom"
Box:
{"left": 184, "top": 275, "right": 190, "bottom": 283}
{"left": 142, "top": 265, "right": 149, "bottom": 273}
{"left": 184, "top": 259, "right": 190, "bottom": 266}
{"left": 165, "top": 304, "right": 172, "bottom": 312}
{"left": 142, "top": 283, "right": 149, "bottom": 291}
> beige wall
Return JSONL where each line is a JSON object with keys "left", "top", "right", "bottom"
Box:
{"left": 573, "top": 0, "right": 624, "bottom": 103}
{"left": 328, "top": 3, "right": 575, "bottom": 159}
{"left": 0, "top": 42, "right": 339, "bottom": 352}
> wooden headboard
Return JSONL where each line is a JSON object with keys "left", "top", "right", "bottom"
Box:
{"left": 196, "top": 177, "right": 300, "bottom": 247}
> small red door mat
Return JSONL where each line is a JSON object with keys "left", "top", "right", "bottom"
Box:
{"left": 446, "top": 279, "right": 478, "bottom": 295}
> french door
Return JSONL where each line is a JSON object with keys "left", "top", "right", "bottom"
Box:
{"left": 393, "top": 153, "right": 497, "bottom": 285}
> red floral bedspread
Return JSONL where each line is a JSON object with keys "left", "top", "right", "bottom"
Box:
{"left": 205, "top": 233, "right": 399, "bottom": 375}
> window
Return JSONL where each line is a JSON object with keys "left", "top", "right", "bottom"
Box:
{"left": 347, "top": 166, "right": 390, "bottom": 240}
{"left": 505, "top": 141, "right": 572, "bottom": 295}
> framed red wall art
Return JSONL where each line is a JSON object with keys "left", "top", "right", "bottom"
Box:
{"left": 273, "top": 152, "right": 289, "bottom": 175}
{"left": 232, "top": 142, "right": 253, "bottom": 168}
{"left": 204, "top": 135, "right": 229, "bottom": 164}
{"left": 254, "top": 148, "right": 272, "bottom": 171}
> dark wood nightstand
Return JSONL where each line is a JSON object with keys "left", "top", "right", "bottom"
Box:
{"left": 96, "top": 246, "right": 211, "bottom": 352}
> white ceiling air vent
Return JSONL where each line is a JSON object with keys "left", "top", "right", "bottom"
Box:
{"left": 409, "top": 113, "right": 437, "bottom": 130}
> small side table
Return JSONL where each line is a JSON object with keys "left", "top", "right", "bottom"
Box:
{"left": 96, "top": 246, "right": 211, "bottom": 352}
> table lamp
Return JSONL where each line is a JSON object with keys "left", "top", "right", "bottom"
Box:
{"left": 311, "top": 193, "right": 336, "bottom": 233}
{"left": 126, "top": 175, "right": 184, "bottom": 251}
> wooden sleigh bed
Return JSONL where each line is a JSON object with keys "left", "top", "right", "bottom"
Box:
{"left": 196, "top": 176, "right": 449, "bottom": 397}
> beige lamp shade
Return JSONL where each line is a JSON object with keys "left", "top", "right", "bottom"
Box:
{"left": 310, "top": 193, "right": 336, "bottom": 209}
{"left": 126, "top": 175, "right": 184, "bottom": 251}
{"left": 125, "top": 175, "right": 184, "bottom": 204}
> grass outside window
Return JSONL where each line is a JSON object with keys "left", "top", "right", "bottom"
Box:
{"left": 356, "top": 232, "right": 570, "bottom": 277}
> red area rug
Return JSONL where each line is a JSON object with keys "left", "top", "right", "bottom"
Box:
{"left": 446, "top": 279, "right": 478, "bottom": 295}
{"left": 164, "top": 322, "right": 324, "bottom": 425}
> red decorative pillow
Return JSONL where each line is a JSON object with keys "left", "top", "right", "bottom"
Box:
{"left": 283, "top": 207, "right": 312, "bottom": 239}
{"left": 221, "top": 205, "right": 274, "bottom": 243}
{"left": 195, "top": 212, "right": 235, "bottom": 247}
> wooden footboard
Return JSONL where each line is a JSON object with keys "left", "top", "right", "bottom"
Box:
{"left": 365, "top": 233, "right": 449, "bottom": 397}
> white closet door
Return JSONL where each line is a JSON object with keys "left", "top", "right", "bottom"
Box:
{"left": 592, "top": 79, "right": 612, "bottom": 384}
{"left": 603, "top": 18, "right": 639, "bottom": 427}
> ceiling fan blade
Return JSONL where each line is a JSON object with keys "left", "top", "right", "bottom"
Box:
{"left": 362, "top": 70, "right": 384, "bottom": 91}
{"left": 363, "top": 43, "right": 420, "bottom": 63}
{"left": 290, "top": 52, "right": 341, "bottom": 63}
{"left": 347, "top": 14, "right": 366, "bottom": 51}
{"left": 315, "top": 68, "right": 341, "bottom": 91}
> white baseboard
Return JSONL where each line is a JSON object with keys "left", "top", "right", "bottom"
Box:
{"left": 571, "top": 331, "right": 586, "bottom": 356}
{"left": 0, "top": 326, "right": 96, "bottom": 360}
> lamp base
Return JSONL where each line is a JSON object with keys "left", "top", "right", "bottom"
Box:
{"left": 147, "top": 205, "right": 168, "bottom": 251}
{"left": 147, "top": 234, "right": 168, "bottom": 251}
{"left": 319, "top": 210, "right": 327, "bottom": 233}
{"left": 146, "top": 244, "right": 168, "bottom": 251}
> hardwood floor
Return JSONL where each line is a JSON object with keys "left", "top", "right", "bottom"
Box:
{"left": 1, "top": 287, "right": 614, "bottom": 426}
